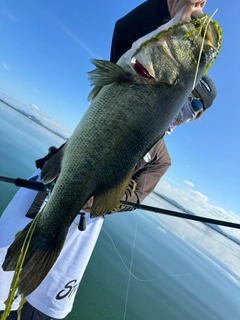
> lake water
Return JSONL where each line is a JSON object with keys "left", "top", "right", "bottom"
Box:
{"left": 1, "top": 102, "right": 240, "bottom": 319}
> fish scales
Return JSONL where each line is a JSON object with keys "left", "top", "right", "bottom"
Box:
{"left": 44, "top": 82, "right": 178, "bottom": 222}
{"left": 53, "top": 81, "right": 184, "bottom": 213}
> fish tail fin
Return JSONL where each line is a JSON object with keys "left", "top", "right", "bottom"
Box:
{"left": 90, "top": 167, "right": 135, "bottom": 217}
{"left": 2, "top": 222, "right": 66, "bottom": 296}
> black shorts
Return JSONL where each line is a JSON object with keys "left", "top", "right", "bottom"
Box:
{"left": 0, "top": 301, "right": 51, "bottom": 320}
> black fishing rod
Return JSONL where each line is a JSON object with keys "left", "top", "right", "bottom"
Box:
{"left": 1, "top": 175, "right": 240, "bottom": 229}
{"left": 120, "top": 201, "right": 240, "bottom": 229}
{"left": 0, "top": 176, "right": 46, "bottom": 192}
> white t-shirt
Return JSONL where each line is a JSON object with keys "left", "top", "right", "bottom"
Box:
{"left": 0, "top": 169, "right": 104, "bottom": 319}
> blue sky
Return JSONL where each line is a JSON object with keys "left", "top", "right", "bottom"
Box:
{"left": 0, "top": 0, "right": 239, "bottom": 218}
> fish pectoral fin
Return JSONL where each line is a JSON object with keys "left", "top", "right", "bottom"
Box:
{"left": 40, "top": 143, "right": 67, "bottom": 184}
{"left": 88, "top": 59, "right": 132, "bottom": 87}
{"left": 87, "top": 59, "right": 133, "bottom": 101}
{"left": 90, "top": 167, "right": 135, "bottom": 218}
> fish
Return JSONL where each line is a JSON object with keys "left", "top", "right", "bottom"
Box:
{"left": 2, "top": 4, "right": 221, "bottom": 297}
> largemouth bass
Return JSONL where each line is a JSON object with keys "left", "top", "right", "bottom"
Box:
{"left": 2, "top": 5, "right": 221, "bottom": 296}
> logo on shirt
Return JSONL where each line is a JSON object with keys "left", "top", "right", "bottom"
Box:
{"left": 56, "top": 280, "right": 79, "bottom": 300}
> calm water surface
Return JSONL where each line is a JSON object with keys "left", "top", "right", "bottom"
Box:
{"left": 1, "top": 103, "right": 240, "bottom": 319}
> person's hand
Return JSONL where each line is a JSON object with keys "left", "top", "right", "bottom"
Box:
{"left": 82, "top": 196, "right": 94, "bottom": 212}
{"left": 167, "top": 0, "right": 206, "bottom": 18}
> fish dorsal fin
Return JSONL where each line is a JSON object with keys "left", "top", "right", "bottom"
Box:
{"left": 90, "top": 167, "right": 135, "bottom": 217}
{"left": 87, "top": 59, "right": 132, "bottom": 101}
{"left": 40, "top": 143, "right": 67, "bottom": 184}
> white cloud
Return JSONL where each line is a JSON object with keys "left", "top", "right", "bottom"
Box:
{"left": 57, "top": 20, "right": 96, "bottom": 57}
{"left": 2, "top": 63, "right": 10, "bottom": 71}
{"left": 184, "top": 180, "right": 194, "bottom": 187}
{"left": 164, "top": 177, "right": 182, "bottom": 188}
{"left": 154, "top": 180, "right": 240, "bottom": 242}
{"left": 1, "top": 10, "right": 18, "bottom": 22}
{"left": 156, "top": 180, "right": 229, "bottom": 221}
{"left": 30, "top": 103, "right": 39, "bottom": 110}
{"left": 190, "top": 190, "right": 208, "bottom": 203}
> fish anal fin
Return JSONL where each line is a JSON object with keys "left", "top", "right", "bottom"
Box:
{"left": 2, "top": 221, "right": 66, "bottom": 296}
{"left": 90, "top": 168, "right": 135, "bottom": 218}
{"left": 40, "top": 143, "right": 67, "bottom": 184}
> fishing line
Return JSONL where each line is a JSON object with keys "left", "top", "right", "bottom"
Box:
{"left": 102, "top": 227, "right": 199, "bottom": 283}
{"left": 192, "top": 9, "right": 219, "bottom": 89}
{"left": 122, "top": 161, "right": 150, "bottom": 319}
{"left": 123, "top": 215, "right": 139, "bottom": 320}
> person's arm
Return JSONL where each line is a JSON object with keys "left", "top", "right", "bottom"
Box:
{"left": 110, "top": 0, "right": 170, "bottom": 63}
{"left": 117, "top": 139, "right": 171, "bottom": 212}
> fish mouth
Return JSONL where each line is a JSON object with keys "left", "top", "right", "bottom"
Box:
{"left": 131, "top": 58, "right": 154, "bottom": 79}
{"left": 129, "top": 6, "right": 222, "bottom": 80}
{"left": 190, "top": 10, "right": 221, "bottom": 54}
